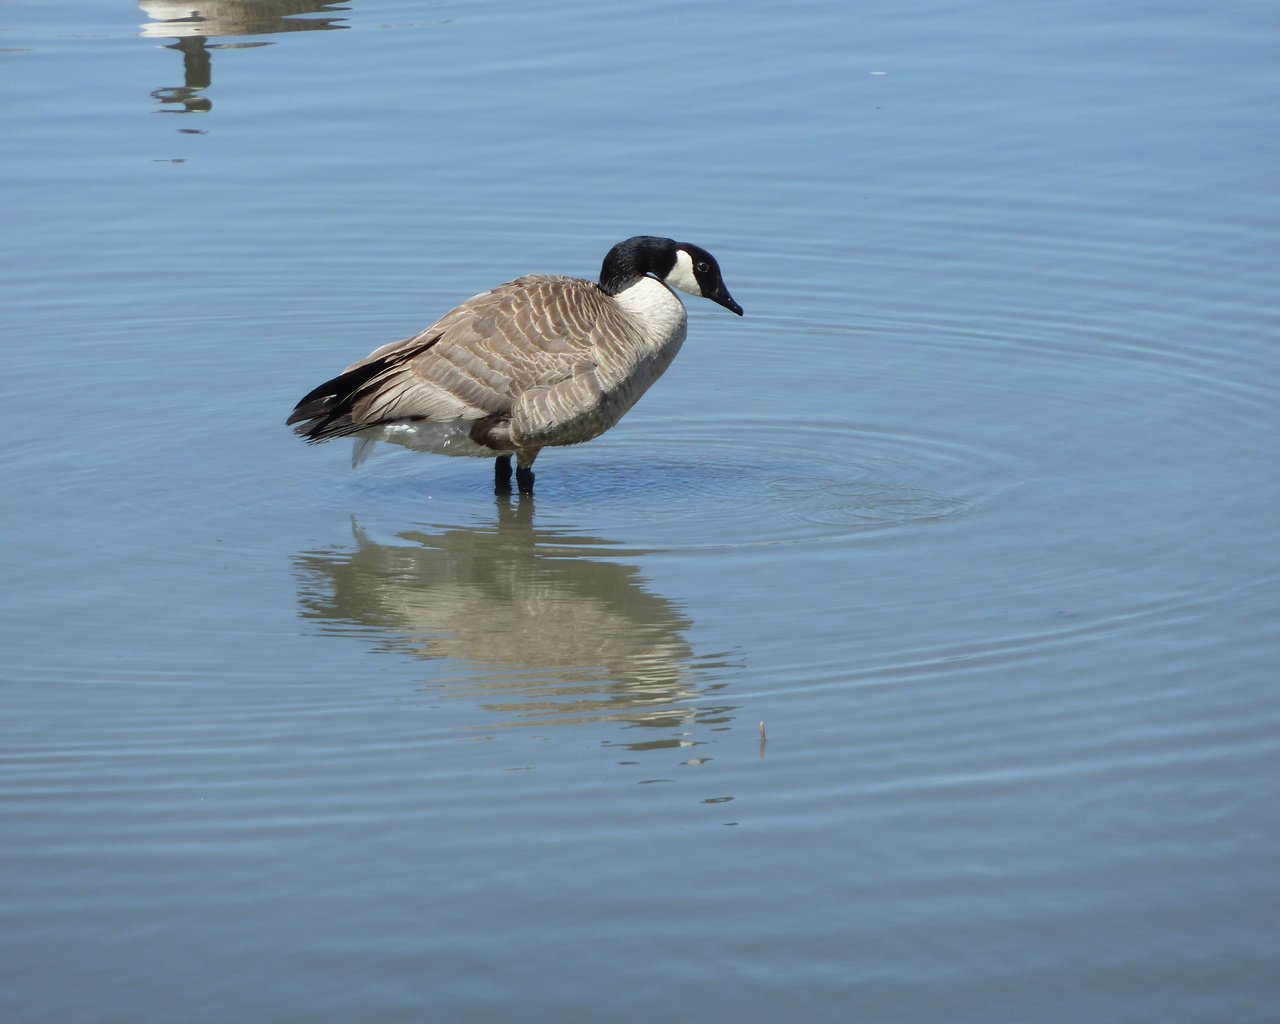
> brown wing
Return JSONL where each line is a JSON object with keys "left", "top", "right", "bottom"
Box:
{"left": 287, "top": 275, "right": 633, "bottom": 443}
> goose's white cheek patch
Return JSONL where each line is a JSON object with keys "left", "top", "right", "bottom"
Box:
{"left": 664, "top": 248, "right": 702, "bottom": 297}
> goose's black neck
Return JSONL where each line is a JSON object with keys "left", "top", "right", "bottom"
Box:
{"left": 597, "top": 236, "right": 678, "bottom": 296}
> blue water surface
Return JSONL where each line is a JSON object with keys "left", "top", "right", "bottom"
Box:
{"left": 2, "top": 2, "right": 1278, "bottom": 1022}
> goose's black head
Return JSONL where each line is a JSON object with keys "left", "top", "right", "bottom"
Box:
{"left": 598, "top": 235, "right": 743, "bottom": 316}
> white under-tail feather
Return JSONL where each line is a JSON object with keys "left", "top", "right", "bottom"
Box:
{"left": 351, "top": 437, "right": 377, "bottom": 468}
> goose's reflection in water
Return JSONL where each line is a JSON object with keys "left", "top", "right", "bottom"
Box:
{"left": 293, "top": 498, "right": 737, "bottom": 746}
{"left": 139, "top": 2, "right": 349, "bottom": 115}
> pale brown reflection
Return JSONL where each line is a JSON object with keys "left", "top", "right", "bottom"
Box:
{"left": 293, "top": 499, "right": 736, "bottom": 740}
{"left": 139, "top": 2, "right": 349, "bottom": 114}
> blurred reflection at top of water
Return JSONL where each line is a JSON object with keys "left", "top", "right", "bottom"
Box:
{"left": 140, "top": 1, "right": 349, "bottom": 114}
{"left": 139, "top": 1, "right": 350, "bottom": 38}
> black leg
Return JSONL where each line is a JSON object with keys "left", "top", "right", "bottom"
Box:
{"left": 515, "top": 465, "right": 535, "bottom": 495}
{"left": 494, "top": 454, "right": 513, "bottom": 493}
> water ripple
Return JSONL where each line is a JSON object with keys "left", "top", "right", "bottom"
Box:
{"left": 343, "top": 414, "right": 985, "bottom": 553}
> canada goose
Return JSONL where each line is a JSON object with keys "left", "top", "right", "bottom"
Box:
{"left": 287, "top": 235, "right": 743, "bottom": 494}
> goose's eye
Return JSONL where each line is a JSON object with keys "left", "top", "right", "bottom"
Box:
{"left": 696, "top": 261, "right": 710, "bottom": 274}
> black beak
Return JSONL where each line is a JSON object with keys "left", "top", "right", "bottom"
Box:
{"left": 709, "top": 285, "right": 744, "bottom": 316}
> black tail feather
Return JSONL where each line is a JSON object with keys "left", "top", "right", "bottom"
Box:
{"left": 286, "top": 358, "right": 396, "bottom": 443}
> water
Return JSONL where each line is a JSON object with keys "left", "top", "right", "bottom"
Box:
{"left": 3, "top": 2, "right": 1278, "bottom": 1021}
